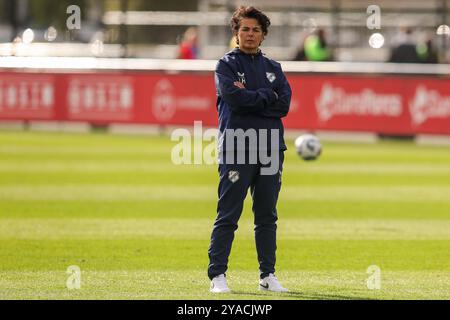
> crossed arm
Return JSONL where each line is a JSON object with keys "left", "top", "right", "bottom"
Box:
{"left": 215, "top": 62, "right": 291, "bottom": 118}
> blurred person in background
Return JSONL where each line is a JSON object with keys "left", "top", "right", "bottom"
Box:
{"left": 292, "top": 36, "right": 307, "bottom": 61}
{"left": 416, "top": 38, "right": 439, "bottom": 63}
{"left": 294, "top": 28, "right": 332, "bottom": 61}
{"left": 208, "top": 6, "right": 291, "bottom": 294}
{"left": 177, "top": 26, "right": 199, "bottom": 59}
{"left": 389, "top": 26, "right": 421, "bottom": 63}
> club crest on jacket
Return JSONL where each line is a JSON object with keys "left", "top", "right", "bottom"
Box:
{"left": 228, "top": 170, "right": 240, "bottom": 183}
{"left": 266, "top": 72, "right": 276, "bottom": 83}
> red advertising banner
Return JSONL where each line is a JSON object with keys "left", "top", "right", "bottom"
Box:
{"left": 0, "top": 74, "right": 56, "bottom": 119}
{"left": 286, "top": 75, "right": 450, "bottom": 135}
{"left": 0, "top": 70, "right": 449, "bottom": 135}
{"left": 66, "top": 75, "right": 135, "bottom": 122}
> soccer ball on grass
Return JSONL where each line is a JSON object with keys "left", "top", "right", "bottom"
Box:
{"left": 294, "top": 134, "right": 322, "bottom": 161}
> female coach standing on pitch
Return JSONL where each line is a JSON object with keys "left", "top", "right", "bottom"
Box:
{"left": 207, "top": 6, "right": 292, "bottom": 293}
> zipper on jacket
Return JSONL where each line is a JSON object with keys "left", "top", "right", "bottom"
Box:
{"left": 249, "top": 54, "right": 260, "bottom": 88}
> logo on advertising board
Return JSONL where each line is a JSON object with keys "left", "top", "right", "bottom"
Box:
{"left": 315, "top": 83, "right": 402, "bottom": 122}
{"left": 67, "top": 77, "right": 133, "bottom": 121}
{"left": 0, "top": 77, "right": 55, "bottom": 119}
{"left": 409, "top": 85, "right": 450, "bottom": 126}
{"left": 152, "top": 78, "right": 212, "bottom": 122}
{"left": 152, "top": 79, "right": 176, "bottom": 121}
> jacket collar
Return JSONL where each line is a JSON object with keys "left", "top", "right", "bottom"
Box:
{"left": 231, "top": 47, "right": 263, "bottom": 57}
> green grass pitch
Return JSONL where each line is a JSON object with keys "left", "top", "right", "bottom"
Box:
{"left": 0, "top": 130, "right": 450, "bottom": 300}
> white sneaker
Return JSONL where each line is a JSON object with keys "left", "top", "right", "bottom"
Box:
{"left": 210, "top": 274, "right": 231, "bottom": 293}
{"left": 259, "top": 273, "right": 289, "bottom": 292}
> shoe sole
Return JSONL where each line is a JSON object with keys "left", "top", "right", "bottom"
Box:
{"left": 210, "top": 289, "right": 231, "bottom": 293}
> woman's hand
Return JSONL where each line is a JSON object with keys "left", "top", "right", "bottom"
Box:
{"left": 234, "top": 81, "right": 246, "bottom": 89}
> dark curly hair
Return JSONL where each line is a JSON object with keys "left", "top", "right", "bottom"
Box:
{"left": 230, "top": 6, "right": 271, "bottom": 41}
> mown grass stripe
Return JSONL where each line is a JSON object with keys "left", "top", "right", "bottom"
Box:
{"left": 2, "top": 199, "right": 449, "bottom": 220}
{"left": 1, "top": 270, "right": 449, "bottom": 300}
{"left": 1, "top": 218, "right": 450, "bottom": 240}
{"left": 1, "top": 185, "right": 449, "bottom": 202}
{"left": 1, "top": 162, "right": 449, "bottom": 175}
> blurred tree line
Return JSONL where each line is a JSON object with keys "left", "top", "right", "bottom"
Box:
{"left": 29, "top": 0, "right": 87, "bottom": 29}
{"left": 1, "top": 0, "right": 198, "bottom": 44}
{"left": 106, "top": 0, "right": 198, "bottom": 45}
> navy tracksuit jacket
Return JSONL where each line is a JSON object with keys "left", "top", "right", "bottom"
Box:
{"left": 208, "top": 48, "right": 292, "bottom": 280}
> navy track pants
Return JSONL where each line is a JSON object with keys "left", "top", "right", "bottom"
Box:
{"left": 208, "top": 151, "right": 284, "bottom": 280}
